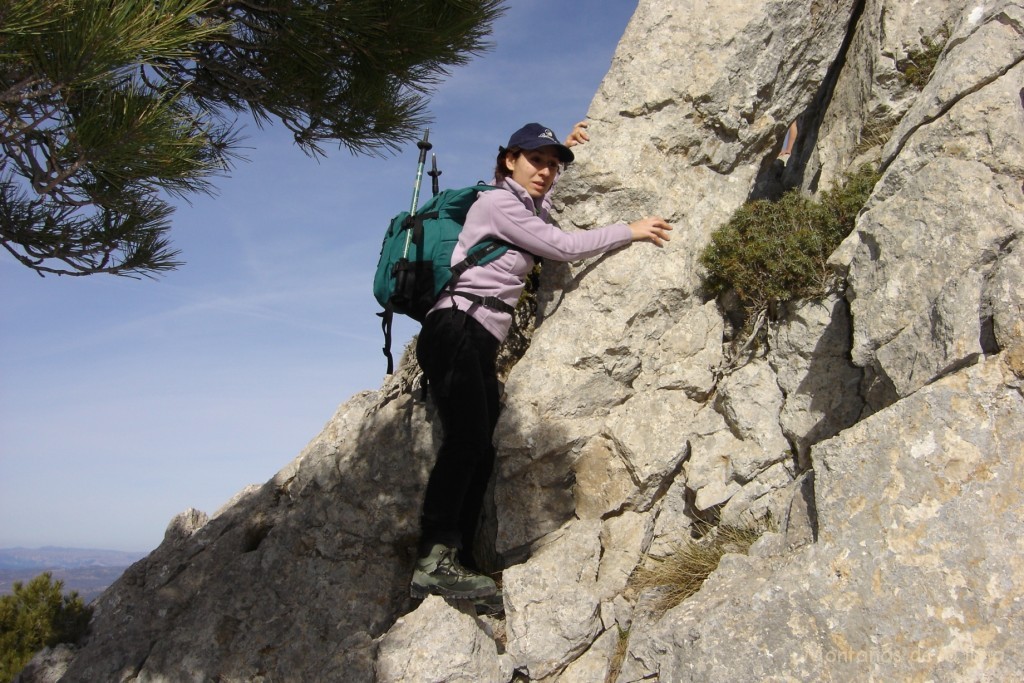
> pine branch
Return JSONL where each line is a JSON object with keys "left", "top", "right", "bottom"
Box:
{"left": 1, "top": 0, "right": 506, "bottom": 276}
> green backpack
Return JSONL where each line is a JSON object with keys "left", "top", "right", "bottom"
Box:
{"left": 373, "top": 185, "right": 513, "bottom": 373}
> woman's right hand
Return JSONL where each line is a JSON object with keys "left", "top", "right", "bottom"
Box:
{"left": 565, "top": 121, "right": 590, "bottom": 147}
{"left": 629, "top": 217, "right": 673, "bottom": 246}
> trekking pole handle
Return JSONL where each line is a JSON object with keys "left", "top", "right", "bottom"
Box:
{"left": 429, "top": 153, "right": 441, "bottom": 197}
{"left": 409, "top": 130, "right": 432, "bottom": 216}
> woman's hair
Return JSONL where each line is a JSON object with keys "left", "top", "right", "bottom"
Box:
{"left": 494, "top": 147, "right": 520, "bottom": 181}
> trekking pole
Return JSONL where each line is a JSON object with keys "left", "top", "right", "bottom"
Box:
{"left": 399, "top": 130, "right": 432, "bottom": 260}
{"left": 383, "top": 129, "right": 433, "bottom": 375}
{"left": 428, "top": 153, "right": 442, "bottom": 196}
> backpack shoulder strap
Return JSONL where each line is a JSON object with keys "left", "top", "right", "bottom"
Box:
{"left": 450, "top": 240, "right": 506, "bottom": 276}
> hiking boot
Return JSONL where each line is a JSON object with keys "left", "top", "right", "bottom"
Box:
{"left": 411, "top": 544, "right": 497, "bottom": 599}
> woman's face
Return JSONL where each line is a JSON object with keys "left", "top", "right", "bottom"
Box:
{"left": 505, "top": 146, "right": 562, "bottom": 199}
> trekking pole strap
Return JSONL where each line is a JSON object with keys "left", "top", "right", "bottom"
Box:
{"left": 400, "top": 211, "right": 433, "bottom": 261}
{"left": 377, "top": 309, "right": 395, "bottom": 374}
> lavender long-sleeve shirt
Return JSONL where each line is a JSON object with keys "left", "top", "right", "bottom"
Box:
{"left": 430, "top": 176, "right": 632, "bottom": 342}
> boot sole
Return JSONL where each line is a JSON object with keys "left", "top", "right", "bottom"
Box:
{"left": 473, "top": 596, "right": 505, "bottom": 616}
{"left": 410, "top": 583, "right": 497, "bottom": 600}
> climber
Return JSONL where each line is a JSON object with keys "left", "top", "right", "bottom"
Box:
{"left": 410, "top": 121, "right": 673, "bottom": 602}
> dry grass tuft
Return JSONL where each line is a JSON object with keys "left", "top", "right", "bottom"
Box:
{"left": 630, "top": 523, "right": 765, "bottom": 614}
{"left": 605, "top": 627, "right": 631, "bottom": 683}
{"left": 853, "top": 113, "right": 900, "bottom": 157}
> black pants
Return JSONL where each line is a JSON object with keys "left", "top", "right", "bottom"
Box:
{"left": 415, "top": 308, "right": 500, "bottom": 563}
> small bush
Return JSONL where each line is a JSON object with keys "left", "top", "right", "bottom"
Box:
{"left": 631, "top": 523, "right": 764, "bottom": 614}
{"left": 0, "top": 572, "right": 92, "bottom": 681}
{"left": 699, "top": 163, "right": 881, "bottom": 322}
{"left": 897, "top": 26, "right": 950, "bottom": 89}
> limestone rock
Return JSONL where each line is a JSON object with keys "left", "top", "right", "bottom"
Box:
{"left": 832, "top": 3, "right": 1024, "bottom": 401}
{"left": 620, "top": 357, "right": 1024, "bottom": 681}
{"left": 572, "top": 436, "right": 635, "bottom": 520}
{"left": 768, "top": 296, "right": 864, "bottom": 467}
{"left": 48, "top": 385, "right": 437, "bottom": 682}
{"left": 809, "top": 0, "right": 967, "bottom": 192}
{"left": 13, "top": 646, "right": 74, "bottom": 683}
{"left": 503, "top": 520, "right": 603, "bottom": 679}
{"left": 596, "top": 512, "right": 653, "bottom": 600}
{"left": 377, "top": 596, "right": 512, "bottom": 683}
{"left": 713, "top": 358, "right": 791, "bottom": 471}
{"left": 552, "top": 627, "right": 621, "bottom": 683}
{"left": 648, "top": 300, "right": 724, "bottom": 400}
{"left": 990, "top": 237, "right": 1024, "bottom": 350}
{"left": 837, "top": 158, "right": 1022, "bottom": 396}
{"left": 165, "top": 505, "right": 208, "bottom": 536}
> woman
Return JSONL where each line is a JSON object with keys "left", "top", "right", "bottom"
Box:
{"left": 411, "top": 121, "right": 671, "bottom": 600}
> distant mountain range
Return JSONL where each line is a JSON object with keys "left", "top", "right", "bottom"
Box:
{"left": 0, "top": 547, "right": 148, "bottom": 602}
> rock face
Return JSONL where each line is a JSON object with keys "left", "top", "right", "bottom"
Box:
{"left": 619, "top": 356, "right": 1024, "bottom": 681}
{"left": 20, "top": 0, "right": 1023, "bottom": 681}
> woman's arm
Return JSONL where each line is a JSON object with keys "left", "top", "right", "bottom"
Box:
{"left": 475, "top": 190, "right": 671, "bottom": 261}
{"left": 476, "top": 189, "right": 632, "bottom": 261}
{"left": 565, "top": 120, "right": 673, "bottom": 246}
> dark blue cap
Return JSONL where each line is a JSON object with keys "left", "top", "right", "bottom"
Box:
{"left": 501, "top": 122, "right": 574, "bottom": 163}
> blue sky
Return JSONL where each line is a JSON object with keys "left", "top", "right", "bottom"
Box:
{"left": 0, "top": 1, "right": 639, "bottom": 553}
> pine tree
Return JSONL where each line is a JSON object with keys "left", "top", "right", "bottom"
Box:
{"left": 0, "top": 572, "right": 92, "bottom": 681}
{"left": 0, "top": 0, "right": 505, "bottom": 277}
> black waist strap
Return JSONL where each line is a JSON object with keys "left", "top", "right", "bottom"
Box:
{"left": 449, "top": 290, "right": 515, "bottom": 314}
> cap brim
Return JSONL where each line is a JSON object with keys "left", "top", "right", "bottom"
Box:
{"left": 502, "top": 143, "right": 574, "bottom": 164}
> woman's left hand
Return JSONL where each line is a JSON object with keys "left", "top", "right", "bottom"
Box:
{"left": 629, "top": 217, "right": 673, "bottom": 246}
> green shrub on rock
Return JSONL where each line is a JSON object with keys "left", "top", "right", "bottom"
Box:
{"left": 699, "top": 163, "right": 881, "bottom": 322}
{"left": 897, "top": 26, "right": 950, "bottom": 89}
